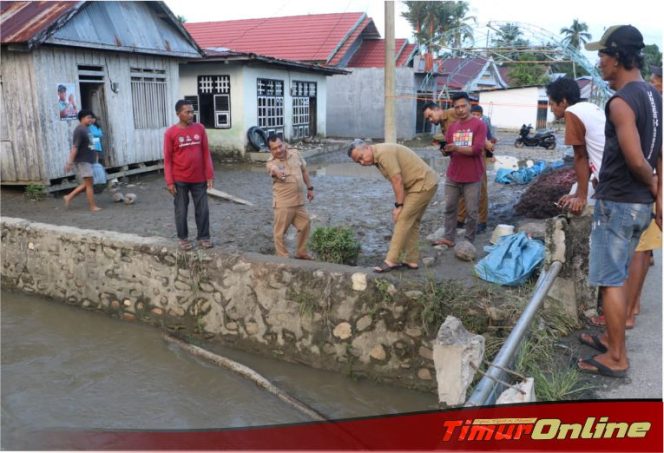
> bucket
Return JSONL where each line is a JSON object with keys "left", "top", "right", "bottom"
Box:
{"left": 490, "top": 224, "right": 515, "bottom": 244}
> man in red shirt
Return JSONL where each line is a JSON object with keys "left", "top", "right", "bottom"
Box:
{"left": 433, "top": 92, "right": 487, "bottom": 248}
{"left": 163, "top": 99, "right": 215, "bottom": 250}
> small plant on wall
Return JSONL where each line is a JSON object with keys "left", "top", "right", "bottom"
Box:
{"left": 309, "top": 226, "right": 361, "bottom": 265}
{"left": 25, "top": 184, "right": 47, "bottom": 201}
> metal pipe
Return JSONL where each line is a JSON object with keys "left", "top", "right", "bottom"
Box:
{"left": 465, "top": 261, "right": 563, "bottom": 406}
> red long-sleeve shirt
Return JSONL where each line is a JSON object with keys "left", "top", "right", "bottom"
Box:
{"left": 163, "top": 123, "right": 214, "bottom": 185}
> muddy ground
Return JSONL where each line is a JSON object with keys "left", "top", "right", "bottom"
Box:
{"left": 1, "top": 130, "right": 565, "bottom": 279}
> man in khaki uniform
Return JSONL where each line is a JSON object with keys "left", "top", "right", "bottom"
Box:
{"left": 267, "top": 136, "right": 314, "bottom": 259}
{"left": 346, "top": 139, "right": 439, "bottom": 272}
{"left": 422, "top": 101, "right": 458, "bottom": 147}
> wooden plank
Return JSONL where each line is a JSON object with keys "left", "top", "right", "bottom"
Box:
{"left": 207, "top": 188, "right": 254, "bottom": 206}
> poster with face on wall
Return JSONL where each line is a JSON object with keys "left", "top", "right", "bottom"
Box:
{"left": 57, "top": 83, "right": 78, "bottom": 120}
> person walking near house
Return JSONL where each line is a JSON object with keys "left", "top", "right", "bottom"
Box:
{"left": 163, "top": 99, "right": 215, "bottom": 251}
{"left": 63, "top": 109, "right": 101, "bottom": 212}
{"left": 433, "top": 92, "right": 487, "bottom": 249}
{"left": 576, "top": 25, "right": 661, "bottom": 378}
{"left": 267, "top": 135, "right": 314, "bottom": 260}
{"left": 457, "top": 104, "right": 496, "bottom": 233}
{"left": 346, "top": 139, "right": 439, "bottom": 273}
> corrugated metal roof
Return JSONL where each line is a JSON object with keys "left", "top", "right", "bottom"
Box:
{"left": 436, "top": 57, "right": 489, "bottom": 90}
{"left": 185, "top": 12, "right": 371, "bottom": 64}
{"left": 347, "top": 38, "right": 415, "bottom": 68}
{"left": 327, "top": 16, "right": 376, "bottom": 66}
{"left": 1, "top": 1, "right": 201, "bottom": 57}
{"left": 0, "top": 1, "right": 81, "bottom": 46}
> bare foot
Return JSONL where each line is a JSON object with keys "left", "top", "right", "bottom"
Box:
{"left": 625, "top": 317, "right": 636, "bottom": 329}
{"left": 90, "top": 206, "right": 102, "bottom": 212}
{"left": 63, "top": 195, "right": 72, "bottom": 208}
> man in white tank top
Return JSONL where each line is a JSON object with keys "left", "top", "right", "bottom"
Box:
{"left": 546, "top": 77, "right": 606, "bottom": 214}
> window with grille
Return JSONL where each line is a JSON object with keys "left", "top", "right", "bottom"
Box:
{"left": 130, "top": 68, "right": 168, "bottom": 129}
{"left": 197, "top": 75, "right": 231, "bottom": 129}
{"left": 257, "top": 78, "right": 284, "bottom": 136}
{"left": 291, "top": 81, "right": 316, "bottom": 139}
{"left": 184, "top": 95, "right": 199, "bottom": 123}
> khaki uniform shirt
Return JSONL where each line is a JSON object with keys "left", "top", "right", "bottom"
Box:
{"left": 433, "top": 108, "right": 458, "bottom": 142}
{"left": 267, "top": 149, "right": 307, "bottom": 208}
{"left": 373, "top": 144, "right": 439, "bottom": 193}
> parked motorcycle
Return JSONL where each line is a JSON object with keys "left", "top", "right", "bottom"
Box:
{"left": 514, "top": 124, "right": 556, "bottom": 150}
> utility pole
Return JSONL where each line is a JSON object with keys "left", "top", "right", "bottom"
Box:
{"left": 384, "top": 0, "right": 396, "bottom": 143}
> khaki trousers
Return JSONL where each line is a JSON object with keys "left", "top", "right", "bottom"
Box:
{"left": 273, "top": 205, "right": 310, "bottom": 257}
{"left": 386, "top": 185, "right": 438, "bottom": 264}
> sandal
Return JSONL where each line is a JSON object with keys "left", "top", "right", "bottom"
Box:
{"left": 373, "top": 262, "right": 403, "bottom": 273}
{"left": 577, "top": 356, "right": 627, "bottom": 378}
{"left": 198, "top": 239, "right": 213, "bottom": 249}
{"left": 401, "top": 262, "right": 419, "bottom": 270}
{"left": 578, "top": 333, "right": 608, "bottom": 353}
{"left": 432, "top": 238, "right": 455, "bottom": 247}
{"left": 294, "top": 254, "right": 314, "bottom": 260}
{"left": 178, "top": 240, "right": 193, "bottom": 251}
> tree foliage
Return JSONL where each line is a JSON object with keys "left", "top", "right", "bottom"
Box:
{"left": 505, "top": 53, "right": 550, "bottom": 87}
{"left": 560, "top": 19, "right": 591, "bottom": 50}
{"left": 643, "top": 43, "right": 662, "bottom": 78}
{"left": 402, "top": 1, "right": 475, "bottom": 56}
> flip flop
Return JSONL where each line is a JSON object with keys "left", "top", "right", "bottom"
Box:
{"left": 401, "top": 263, "right": 419, "bottom": 270}
{"left": 432, "top": 238, "right": 455, "bottom": 247}
{"left": 586, "top": 314, "right": 606, "bottom": 327}
{"left": 295, "top": 254, "right": 314, "bottom": 260}
{"left": 373, "top": 263, "right": 403, "bottom": 273}
{"left": 577, "top": 356, "right": 627, "bottom": 378}
{"left": 178, "top": 240, "right": 193, "bottom": 251}
{"left": 578, "top": 333, "right": 608, "bottom": 353}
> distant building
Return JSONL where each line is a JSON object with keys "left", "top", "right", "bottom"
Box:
{"left": 0, "top": 1, "right": 201, "bottom": 189}
{"left": 478, "top": 86, "right": 555, "bottom": 130}
{"left": 185, "top": 13, "right": 419, "bottom": 141}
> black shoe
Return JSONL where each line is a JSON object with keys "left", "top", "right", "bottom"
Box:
{"left": 477, "top": 223, "right": 487, "bottom": 234}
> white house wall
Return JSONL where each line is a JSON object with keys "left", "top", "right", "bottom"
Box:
{"left": 178, "top": 63, "right": 246, "bottom": 154}
{"left": 179, "top": 63, "right": 328, "bottom": 155}
{"left": 242, "top": 65, "right": 327, "bottom": 143}
{"left": 479, "top": 87, "right": 554, "bottom": 129}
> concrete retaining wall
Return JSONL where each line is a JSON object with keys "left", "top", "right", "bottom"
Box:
{"left": 1, "top": 217, "right": 436, "bottom": 391}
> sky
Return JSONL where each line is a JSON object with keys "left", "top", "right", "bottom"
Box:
{"left": 166, "top": 0, "right": 663, "bottom": 64}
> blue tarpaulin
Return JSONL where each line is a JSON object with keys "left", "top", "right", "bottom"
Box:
{"left": 495, "top": 160, "right": 547, "bottom": 185}
{"left": 474, "top": 232, "right": 545, "bottom": 286}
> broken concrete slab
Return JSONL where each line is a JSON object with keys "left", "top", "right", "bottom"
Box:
{"left": 496, "top": 377, "right": 536, "bottom": 404}
{"left": 433, "top": 316, "right": 485, "bottom": 406}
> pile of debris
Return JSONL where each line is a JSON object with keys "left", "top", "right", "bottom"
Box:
{"left": 514, "top": 168, "right": 576, "bottom": 218}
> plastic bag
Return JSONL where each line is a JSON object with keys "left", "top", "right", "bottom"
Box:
{"left": 92, "top": 162, "right": 107, "bottom": 185}
{"left": 474, "top": 232, "right": 545, "bottom": 286}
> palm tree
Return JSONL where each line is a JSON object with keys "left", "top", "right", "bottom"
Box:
{"left": 491, "top": 23, "right": 529, "bottom": 60}
{"left": 560, "top": 19, "right": 591, "bottom": 78}
{"left": 445, "top": 1, "right": 477, "bottom": 54}
{"left": 402, "top": 1, "right": 447, "bottom": 56}
{"left": 560, "top": 19, "right": 591, "bottom": 50}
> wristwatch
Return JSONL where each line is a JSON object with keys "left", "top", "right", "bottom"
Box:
{"left": 307, "top": 186, "right": 314, "bottom": 191}
{"left": 394, "top": 202, "right": 404, "bottom": 208}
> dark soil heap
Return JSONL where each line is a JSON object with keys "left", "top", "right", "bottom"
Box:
{"left": 514, "top": 167, "right": 576, "bottom": 218}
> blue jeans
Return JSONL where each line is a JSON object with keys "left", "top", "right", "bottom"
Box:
{"left": 174, "top": 181, "right": 210, "bottom": 241}
{"left": 589, "top": 199, "right": 652, "bottom": 286}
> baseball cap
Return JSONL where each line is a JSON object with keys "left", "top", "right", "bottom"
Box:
{"left": 585, "top": 25, "right": 645, "bottom": 51}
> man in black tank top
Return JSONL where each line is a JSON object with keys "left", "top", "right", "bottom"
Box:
{"left": 577, "top": 25, "right": 662, "bottom": 378}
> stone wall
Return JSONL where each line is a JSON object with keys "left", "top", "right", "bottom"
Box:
{"left": 1, "top": 217, "right": 436, "bottom": 391}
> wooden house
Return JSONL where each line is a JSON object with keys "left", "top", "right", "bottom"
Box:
{"left": 0, "top": 1, "right": 201, "bottom": 190}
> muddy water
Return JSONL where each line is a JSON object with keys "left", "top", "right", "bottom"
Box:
{"left": 1, "top": 290, "right": 437, "bottom": 449}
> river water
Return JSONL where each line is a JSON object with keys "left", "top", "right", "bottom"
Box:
{"left": 1, "top": 290, "right": 437, "bottom": 449}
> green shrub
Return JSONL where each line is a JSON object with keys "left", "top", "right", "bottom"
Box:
{"left": 25, "top": 184, "right": 46, "bottom": 201}
{"left": 309, "top": 226, "right": 361, "bottom": 265}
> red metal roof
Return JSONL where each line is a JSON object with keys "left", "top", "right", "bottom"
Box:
{"left": 1, "top": 1, "right": 80, "bottom": 45}
{"left": 347, "top": 38, "right": 416, "bottom": 68}
{"left": 185, "top": 12, "right": 372, "bottom": 64}
{"left": 328, "top": 16, "right": 378, "bottom": 66}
